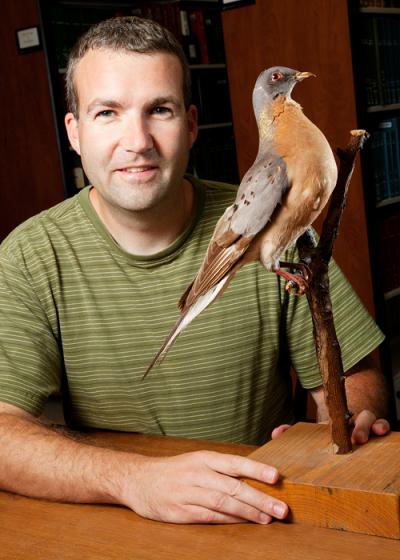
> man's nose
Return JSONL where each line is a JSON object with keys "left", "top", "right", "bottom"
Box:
{"left": 119, "top": 115, "right": 154, "bottom": 153}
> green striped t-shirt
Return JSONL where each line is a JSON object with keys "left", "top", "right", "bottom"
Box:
{"left": 0, "top": 177, "right": 384, "bottom": 444}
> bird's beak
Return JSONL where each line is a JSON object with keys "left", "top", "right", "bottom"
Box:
{"left": 294, "top": 71, "right": 316, "bottom": 81}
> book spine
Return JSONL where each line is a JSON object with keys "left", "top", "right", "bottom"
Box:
{"left": 180, "top": 9, "right": 200, "bottom": 64}
{"left": 373, "top": 17, "right": 385, "bottom": 105}
{"left": 393, "top": 18, "right": 400, "bottom": 103}
{"left": 361, "top": 17, "right": 379, "bottom": 105}
{"left": 189, "top": 10, "right": 209, "bottom": 65}
{"left": 381, "top": 120, "right": 391, "bottom": 199}
{"left": 203, "top": 9, "right": 225, "bottom": 64}
{"left": 392, "top": 117, "right": 400, "bottom": 197}
{"left": 371, "top": 129, "right": 383, "bottom": 202}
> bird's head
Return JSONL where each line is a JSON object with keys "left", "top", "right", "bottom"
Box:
{"left": 253, "top": 66, "right": 315, "bottom": 120}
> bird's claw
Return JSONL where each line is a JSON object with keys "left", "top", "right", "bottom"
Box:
{"left": 275, "top": 262, "right": 311, "bottom": 296}
{"left": 285, "top": 275, "right": 308, "bottom": 295}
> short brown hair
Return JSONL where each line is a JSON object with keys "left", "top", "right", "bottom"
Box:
{"left": 65, "top": 16, "right": 191, "bottom": 117}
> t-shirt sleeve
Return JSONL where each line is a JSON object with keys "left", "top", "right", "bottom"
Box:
{"left": 0, "top": 252, "right": 62, "bottom": 415}
{"left": 282, "top": 252, "right": 385, "bottom": 389}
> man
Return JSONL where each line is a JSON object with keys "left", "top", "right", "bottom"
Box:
{"left": 0, "top": 16, "right": 389, "bottom": 525}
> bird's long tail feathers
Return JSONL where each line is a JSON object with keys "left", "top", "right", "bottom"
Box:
{"left": 143, "top": 275, "right": 230, "bottom": 379}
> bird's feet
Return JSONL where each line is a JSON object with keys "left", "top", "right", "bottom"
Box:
{"left": 274, "top": 261, "right": 311, "bottom": 295}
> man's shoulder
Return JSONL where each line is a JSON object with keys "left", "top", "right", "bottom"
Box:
{"left": 200, "top": 177, "right": 238, "bottom": 193}
{"left": 198, "top": 177, "right": 238, "bottom": 197}
{"left": 189, "top": 176, "right": 238, "bottom": 211}
{"left": 1, "top": 191, "right": 85, "bottom": 259}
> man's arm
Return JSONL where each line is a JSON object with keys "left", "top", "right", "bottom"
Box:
{"left": 0, "top": 401, "right": 288, "bottom": 524}
{"left": 271, "top": 355, "right": 390, "bottom": 441}
{"left": 309, "top": 355, "right": 390, "bottom": 443}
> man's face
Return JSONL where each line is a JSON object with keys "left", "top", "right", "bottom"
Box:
{"left": 65, "top": 49, "right": 197, "bottom": 214}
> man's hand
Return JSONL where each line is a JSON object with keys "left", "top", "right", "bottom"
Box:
{"left": 271, "top": 412, "right": 390, "bottom": 444}
{"left": 350, "top": 410, "right": 390, "bottom": 444}
{"left": 0, "top": 402, "right": 287, "bottom": 525}
{"left": 116, "top": 450, "right": 289, "bottom": 524}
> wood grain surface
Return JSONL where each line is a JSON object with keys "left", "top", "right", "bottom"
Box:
{"left": 0, "top": 430, "right": 399, "bottom": 559}
{"left": 246, "top": 422, "right": 400, "bottom": 539}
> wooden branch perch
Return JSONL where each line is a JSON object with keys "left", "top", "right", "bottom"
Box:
{"left": 297, "top": 130, "right": 369, "bottom": 454}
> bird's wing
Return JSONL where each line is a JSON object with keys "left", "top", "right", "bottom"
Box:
{"left": 180, "top": 152, "right": 289, "bottom": 311}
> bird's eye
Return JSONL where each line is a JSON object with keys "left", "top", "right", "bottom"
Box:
{"left": 271, "top": 72, "right": 283, "bottom": 81}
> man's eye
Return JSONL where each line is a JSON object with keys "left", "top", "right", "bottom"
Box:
{"left": 151, "top": 106, "right": 172, "bottom": 116}
{"left": 96, "top": 110, "right": 114, "bottom": 118}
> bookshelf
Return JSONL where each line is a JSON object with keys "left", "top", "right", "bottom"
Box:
{"left": 0, "top": 0, "right": 65, "bottom": 241}
{"left": 37, "top": 0, "right": 239, "bottom": 198}
{"left": 349, "top": 0, "right": 400, "bottom": 423}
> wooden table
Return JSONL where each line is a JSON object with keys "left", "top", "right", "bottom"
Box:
{"left": 0, "top": 431, "right": 398, "bottom": 559}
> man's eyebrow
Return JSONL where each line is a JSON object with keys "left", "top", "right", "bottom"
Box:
{"left": 86, "top": 99, "right": 123, "bottom": 114}
{"left": 149, "top": 96, "right": 182, "bottom": 108}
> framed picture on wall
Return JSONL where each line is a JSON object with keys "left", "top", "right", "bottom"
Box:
{"left": 221, "top": 0, "right": 255, "bottom": 10}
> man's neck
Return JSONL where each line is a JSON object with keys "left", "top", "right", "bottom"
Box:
{"left": 89, "top": 180, "right": 194, "bottom": 256}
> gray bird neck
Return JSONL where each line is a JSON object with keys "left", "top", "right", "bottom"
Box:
{"left": 252, "top": 87, "right": 272, "bottom": 123}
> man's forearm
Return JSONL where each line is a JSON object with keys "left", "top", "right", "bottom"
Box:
{"left": 0, "top": 412, "right": 127, "bottom": 504}
{"left": 344, "top": 357, "right": 389, "bottom": 419}
{"left": 310, "top": 356, "right": 389, "bottom": 424}
{"left": 0, "top": 407, "right": 288, "bottom": 524}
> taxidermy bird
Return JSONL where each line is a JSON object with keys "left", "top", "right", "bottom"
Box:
{"left": 144, "top": 66, "right": 338, "bottom": 377}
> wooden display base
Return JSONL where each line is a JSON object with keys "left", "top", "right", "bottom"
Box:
{"left": 245, "top": 422, "right": 400, "bottom": 539}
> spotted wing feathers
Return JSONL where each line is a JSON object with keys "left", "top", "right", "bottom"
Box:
{"left": 180, "top": 153, "right": 289, "bottom": 311}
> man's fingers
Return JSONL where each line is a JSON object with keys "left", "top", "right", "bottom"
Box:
{"left": 185, "top": 486, "right": 276, "bottom": 524}
{"left": 200, "top": 451, "right": 279, "bottom": 484}
{"left": 371, "top": 418, "right": 390, "bottom": 436}
{"left": 175, "top": 504, "right": 252, "bottom": 524}
{"left": 351, "top": 410, "right": 376, "bottom": 443}
{"left": 127, "top": 450, "right": 288, "bottom": 524}
{"left": 208, "top": 474, "right": 287, "bottom": 520}
{"left": 271, "top": 424, "right": 291, "bottom": 439}
{"left": 351, "top": 410, "right": 390, "bottom": 444}
{"left": 193, "top": 452, "right": 288, "bottom": 521}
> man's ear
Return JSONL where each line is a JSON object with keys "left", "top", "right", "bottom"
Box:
{"left": 187, "top": 104, "right": 198, "bottom": 148}
{"left": 64, "top": 113, "right": 81, "bottom": 155}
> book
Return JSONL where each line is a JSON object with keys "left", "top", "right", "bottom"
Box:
{"left": 389, "top": 117, "right": 400, "bottom": 196}
{"left": 359, "top": 14, "right": 400, "bottom": 106}
{"left": 203, "top": 9, "right": 226, "bottom": 64}
{"left": 360, "top": 16, "right": 380, "bottom": 105}
{"left": 379, "top": 212, "right": 400, "bottom": 293}
{"left": 191, "top": 67, "right": 232, "bottom": 124}
{"left": 189, "top": 10, "right": 209, "bottom": 64}
{"left": 376, "top": 17, "right": 390, "bottom": 105}
{"left": 180, "top": 9, "right": 200, "bottom": 63}
{"left": 371, "top": 129, "right": 385, "bottom": 202}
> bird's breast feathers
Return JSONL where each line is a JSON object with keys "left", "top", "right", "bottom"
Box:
{"left": 273, "top": 102, "right": 337, "bottom": 195}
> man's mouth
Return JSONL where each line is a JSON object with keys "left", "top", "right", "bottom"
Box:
{"left": 115, "top": 165, "right": 159, "bottom": 181}
{"left": 121, "top": 166, "right": 156, "bottom": 173}
{"left": 117, "top": 165, "right": 156, "bottom": 173}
